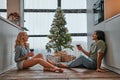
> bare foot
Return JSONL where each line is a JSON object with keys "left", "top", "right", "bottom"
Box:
{"left": 43, "top": 67, "right": 56, "bottom": 72}
{"left": 58, "top": 63, "right": 68, "bottom": 68}
{"left": 44, "top": 67, "right": 63, "bottom": 73}
{"left": 55, "top": 68, "right": 64, "bottom": 73}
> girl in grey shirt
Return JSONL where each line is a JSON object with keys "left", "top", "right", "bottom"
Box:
{"left": 14, "top": 32, "right": 63, "bottom": 73}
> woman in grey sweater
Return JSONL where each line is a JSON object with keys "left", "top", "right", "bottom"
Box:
{"left": 14, "top": 32, "right": 63, "bottom": 73}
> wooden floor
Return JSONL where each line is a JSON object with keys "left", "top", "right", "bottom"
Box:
{"left": 0, "top": 65, "right": 120, "bottom": 80}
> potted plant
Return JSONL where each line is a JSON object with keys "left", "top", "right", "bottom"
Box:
{"left": 7, "top": 12, "right": 20, "bottom": 26}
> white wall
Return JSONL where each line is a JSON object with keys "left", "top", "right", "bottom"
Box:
{"left": 87, "top": 0, "right": 120, "bottom": 74}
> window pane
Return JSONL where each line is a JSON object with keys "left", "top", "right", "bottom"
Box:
{"left": 0, "top": 12, "right": 7, "bottom": 18}
{"left": 24, "top": 13, "right": 54, "bottom": 35}
{"left": 65, "top": 13, "right": 87, "bottom": 33}
{"left": 25, "top": 13, "right": 87, "bottom": 35}
{"left": 62, "top": 0, "right": 86, "bottom": 9}
{"left": 24, "top": 0, "right": 57, "bottom": 9}
{"left": 0, "top": 0, "right": 7, "bottom": 17}
{"left": 0, "top": 0, "right": 7, "bottom": 9}
{"left": 28, "top": 37, "right": 49, "bottom": 49}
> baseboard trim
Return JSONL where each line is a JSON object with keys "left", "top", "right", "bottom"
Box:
{"left": 103, "top": 64, "right": 120, "bottom": 74}
{"left": 0, "top": 65, "right": 15, "bottom": 74}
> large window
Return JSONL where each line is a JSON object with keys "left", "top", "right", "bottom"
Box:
{"left": 65, "top": 13, "right": 87, "bottom": 33}
{"left": 24, "top": 0, "right": 57, "bottom": 9}
{"left": 0, "top": 0, "right": 6, "bottom": 9}
{"left": 24, "top": 0, "right": 87, "bottom": 55}
{"left": 24, "top": 13, "right": 54, "bottom": 35}
{"left": 24, "top": 13, "right": 87, "bottom": 35}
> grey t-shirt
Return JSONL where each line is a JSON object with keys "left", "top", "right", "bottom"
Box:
{"left": 89, "top": 40, "right": 106, "bottom": 62}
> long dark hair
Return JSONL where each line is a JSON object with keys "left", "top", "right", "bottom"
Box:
{"left": 95, "top": 30, "right": 105, "bottom": 42}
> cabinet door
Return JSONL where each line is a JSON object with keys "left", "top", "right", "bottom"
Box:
{"left": 105, "top": 15, "right": 120, "bottom": 69}
{"left": 0, "top": 17, "right": 21, "bottom": 73}
{"left": 2, "top": 24, "right": 12, "bottom": 68}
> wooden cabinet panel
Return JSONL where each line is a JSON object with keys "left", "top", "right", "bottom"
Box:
{"left": 105, "top": 0, "right": 120, "bottom": 19}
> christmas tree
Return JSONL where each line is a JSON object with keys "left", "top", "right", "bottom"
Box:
{"left": 46, "top": 7, "right": 73, "bottom": 53}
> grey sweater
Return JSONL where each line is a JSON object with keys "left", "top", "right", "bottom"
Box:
{"left": 14, "top": 45, "right": 29, "bottom": 63}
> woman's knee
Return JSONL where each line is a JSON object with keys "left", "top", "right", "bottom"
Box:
{"left": 32, "top": 58, "right": 43, "bottom": 64}
{"left": 38, "top": 53, "right": 43, "bottom": 57}
{"left": 34, "top": 53, "right": 43, "bottom": 59}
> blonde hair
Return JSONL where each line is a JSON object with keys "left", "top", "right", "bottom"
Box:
{"left": 15, "top": 32, "right": 28, "bottom": 48}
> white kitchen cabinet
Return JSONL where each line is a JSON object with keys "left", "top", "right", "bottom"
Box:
{"left": 0, "top": 16, "right": 22, "bottom": 74}
{"left": 104, "top": 14, "right": 120, "bottom": 73}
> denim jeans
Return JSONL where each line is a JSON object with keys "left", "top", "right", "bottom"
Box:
{"left": 66, "top": 55, "right": 97, "bottom": 69}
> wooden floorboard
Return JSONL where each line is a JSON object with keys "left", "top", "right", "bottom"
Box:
{"left": 0, "top": 65, "right": 120, "bottom": 80}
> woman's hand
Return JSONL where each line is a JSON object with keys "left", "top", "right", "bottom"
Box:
{"left": 27, "top": 52, "right": 34, "bottom": 57}
{"left": 96, "top": 68, "right": 105, "bottom": 72}
{"left": 20, "top": 52, "right": 34, "bottom": 61}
